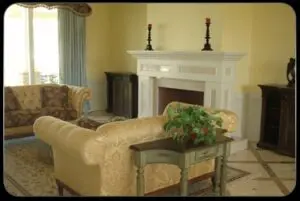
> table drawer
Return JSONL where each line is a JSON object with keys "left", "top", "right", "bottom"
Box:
{"left": 145, "top": 150, "right": 179, "bottom": 165}
{"left": 194, "top": 147, "right": 218, "bottom": 162}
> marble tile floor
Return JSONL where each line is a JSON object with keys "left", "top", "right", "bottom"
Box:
{"left": 226, "top": 142, "right": 296, "bottom": 196}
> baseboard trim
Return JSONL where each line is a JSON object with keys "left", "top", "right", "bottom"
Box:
{"left": 232, "top": 92, "right": 262, "bottom": 143}
{"left": 229, "top": 138, "right": 248, "bottom": 154}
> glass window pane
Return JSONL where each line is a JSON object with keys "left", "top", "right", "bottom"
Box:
{"left": 4, "top": 5, "right": 59, "bottom": 86}
{"left": 4, "top": 5, "right": 29, "bottom": 86}
{"left": 33, "top": 7, "right": 59, "bottom": 84}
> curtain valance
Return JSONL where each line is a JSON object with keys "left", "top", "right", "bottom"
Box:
{"left": 17, "top": 3, "right": 92, "bottom": 17}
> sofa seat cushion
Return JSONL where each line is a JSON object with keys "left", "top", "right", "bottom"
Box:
{"left": 5, "top": 87, "right": 21, "bottom": 112}
{"left": 5, "top": 109, "right": 41, "bottom": 128}
{"left": 41, "top": 85, "right": 70, "bottom": 108}
{"left": 41, "top": 107, "right": 77, "bottom": 121}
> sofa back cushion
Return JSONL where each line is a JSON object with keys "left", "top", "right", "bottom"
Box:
{"left": 8, "top": 85, "right": 45, "bottom": 110}
{"left": 5, "top": 87, "right": 21, "bottom": 112}
{"left": 41, "top": 85, "right": 70, "bottom": 108}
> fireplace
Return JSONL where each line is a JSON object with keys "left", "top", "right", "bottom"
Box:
{"left": 158, "top": 87, "right": 204, "bottom": 114}
{"left": 127, "top": 50, "right": 245, "bottom": 118}
{"left": 128, "top": 50, "right": 248, "bottom": 153}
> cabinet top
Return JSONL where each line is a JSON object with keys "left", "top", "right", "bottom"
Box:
{"left": 258, "top": 84, "right": 295, "bottom": 90}
{"left": 105, "top": 72, "right": 137, "bottom": 76}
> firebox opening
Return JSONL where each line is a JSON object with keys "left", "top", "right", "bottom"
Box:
{"left": 158, "top": 87, "right": 204, "bottom": 114}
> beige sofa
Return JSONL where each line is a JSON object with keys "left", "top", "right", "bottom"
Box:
{"left": 33, "top": 102, "right": 238, "bottom": 196}
{"left": 4, "top": 84, "right": 91, "bottom": 139}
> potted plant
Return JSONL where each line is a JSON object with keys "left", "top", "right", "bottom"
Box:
{"left": 163, "top": 103, "right": 224, "bottom": 145}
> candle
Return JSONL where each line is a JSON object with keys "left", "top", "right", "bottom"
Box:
{"left": 205, "top": 18, "right": 211, "bottom": 24}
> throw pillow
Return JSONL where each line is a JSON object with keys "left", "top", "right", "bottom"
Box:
{"left": 41, "top": 85, "right": 69, "bottom": 108}
{"left": 76, "top": 117, "right": 105, "bottom": 130}
{"left": 5, "top": 87, "right": 21, "bottom": 112}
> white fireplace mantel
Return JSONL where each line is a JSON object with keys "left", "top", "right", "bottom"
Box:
{"left": 128, "top": 50, "right": 244, "bottom": 61}
{"left": 128, "top": 50, "right": 245, "bottom": 118}
{"left": 128, "top": 50, "right": 248, "bottom": 154}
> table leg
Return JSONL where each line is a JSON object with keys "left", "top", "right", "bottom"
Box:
{"left": 212, "top": 156, "right": 221, "bottom": 195}
{"left": 137, "top": 166, "right": 145, "bottom": 196}
{"left": 220, "top": 143, "right": 230, "bottom": 196}
{"left": 180, "top": 167, "right": 189, "bottom": 196}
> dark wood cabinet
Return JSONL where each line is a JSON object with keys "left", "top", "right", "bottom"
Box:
{"left": 105, "top": 72, "right": 138, "bottom": 118}
{"left": 257, "top": 84, "right": 295, "bottom": 157}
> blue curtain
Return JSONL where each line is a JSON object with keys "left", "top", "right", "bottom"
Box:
{"left": 58, "top": 9, "right": 90, "bottom": 114}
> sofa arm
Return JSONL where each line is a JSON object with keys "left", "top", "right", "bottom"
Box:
{"left": 33, "top": 116, "right": 105, "bottom": 165}
{"left": 67, "top": 85, "right": 92, "bottom": 117}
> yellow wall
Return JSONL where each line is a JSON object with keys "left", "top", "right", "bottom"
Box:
{"left": 85, "top": 3, "right": 296, "bottom": 109}
{"left": 145, "top": 3, "right": 296, "bottom": 93}
{"left": 86, "top": 3, "right": 111, "bottom": 110}
{"left": 220, "top": 4, "right": 254, "bottom": 92}
{"left": 248, "top": 3, "right": 296, "bottom": 93}
{"left": 147, "top": 3, "right": 223, "bottom": 51}
{"left": 109, "top": 4, "right": 147, "bottom": 72}
{"left": 85, "top": 3, "right": 146, "bottom": 110}
{"left": 4, "top": 3, "right": 296, "bottom": 110}
{"left": 147, "top": 3, "right": 254, "bottom": 91}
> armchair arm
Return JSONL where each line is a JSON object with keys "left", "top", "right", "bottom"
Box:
{"left": 33, "top": 116, "right": 105, "bottom": 165}
{"left": 67, "top": 85, "right": 92, "bottom": 117}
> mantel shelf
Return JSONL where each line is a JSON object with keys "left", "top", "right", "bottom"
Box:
{"left": 127, "top": 50, "right": 246, "bottom": 61}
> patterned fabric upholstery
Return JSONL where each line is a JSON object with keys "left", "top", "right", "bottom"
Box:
{"left": 41, "top": 85, "right": 70, "bottom": 108}
{"left": 4, "top": 84, "right": 91, "bottom": 138}
{"left": 17, "top": 3, "right": 92, "bottom": 17}
{"left": 5, "top": 107, "right": 77, "bottom": 128}
{"left": 33, "top": 102, "right": 238, "bottom": 196}
{"left": 76, "top": 116, "right": 128, "bottom": 131}
{"left": 76, "top": 118, "right": 105, "bottom": 130}
{"left": 4, "top": 87, "right": 21, "bottom": 112}
{"left": 5, "top": 110, "right": 41, "bottom": 128}
{"left": 41, "top": 107, "right": 77, "bottom": 121}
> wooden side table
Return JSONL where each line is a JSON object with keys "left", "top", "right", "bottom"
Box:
{"left": 129, "top": 133, "right": 233, "bottom": 196}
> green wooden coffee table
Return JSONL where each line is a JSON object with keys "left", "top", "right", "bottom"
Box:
{"left": 130, "top": 132, "right": 233, "bottom": 196}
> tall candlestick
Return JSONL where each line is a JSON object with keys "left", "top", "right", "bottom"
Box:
{"left": 202, "top": 18, "right": 213, "bottom": 51}
{"left": 145, "top": 24, "right": 154, "bottom": 51}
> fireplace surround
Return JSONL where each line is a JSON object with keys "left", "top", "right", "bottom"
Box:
{"left": 128, "top": 51, "right": 245, "bottom": 116}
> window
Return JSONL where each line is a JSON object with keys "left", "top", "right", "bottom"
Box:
{"left": 4, "top": 5, "right": 59, "bottom": 86}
